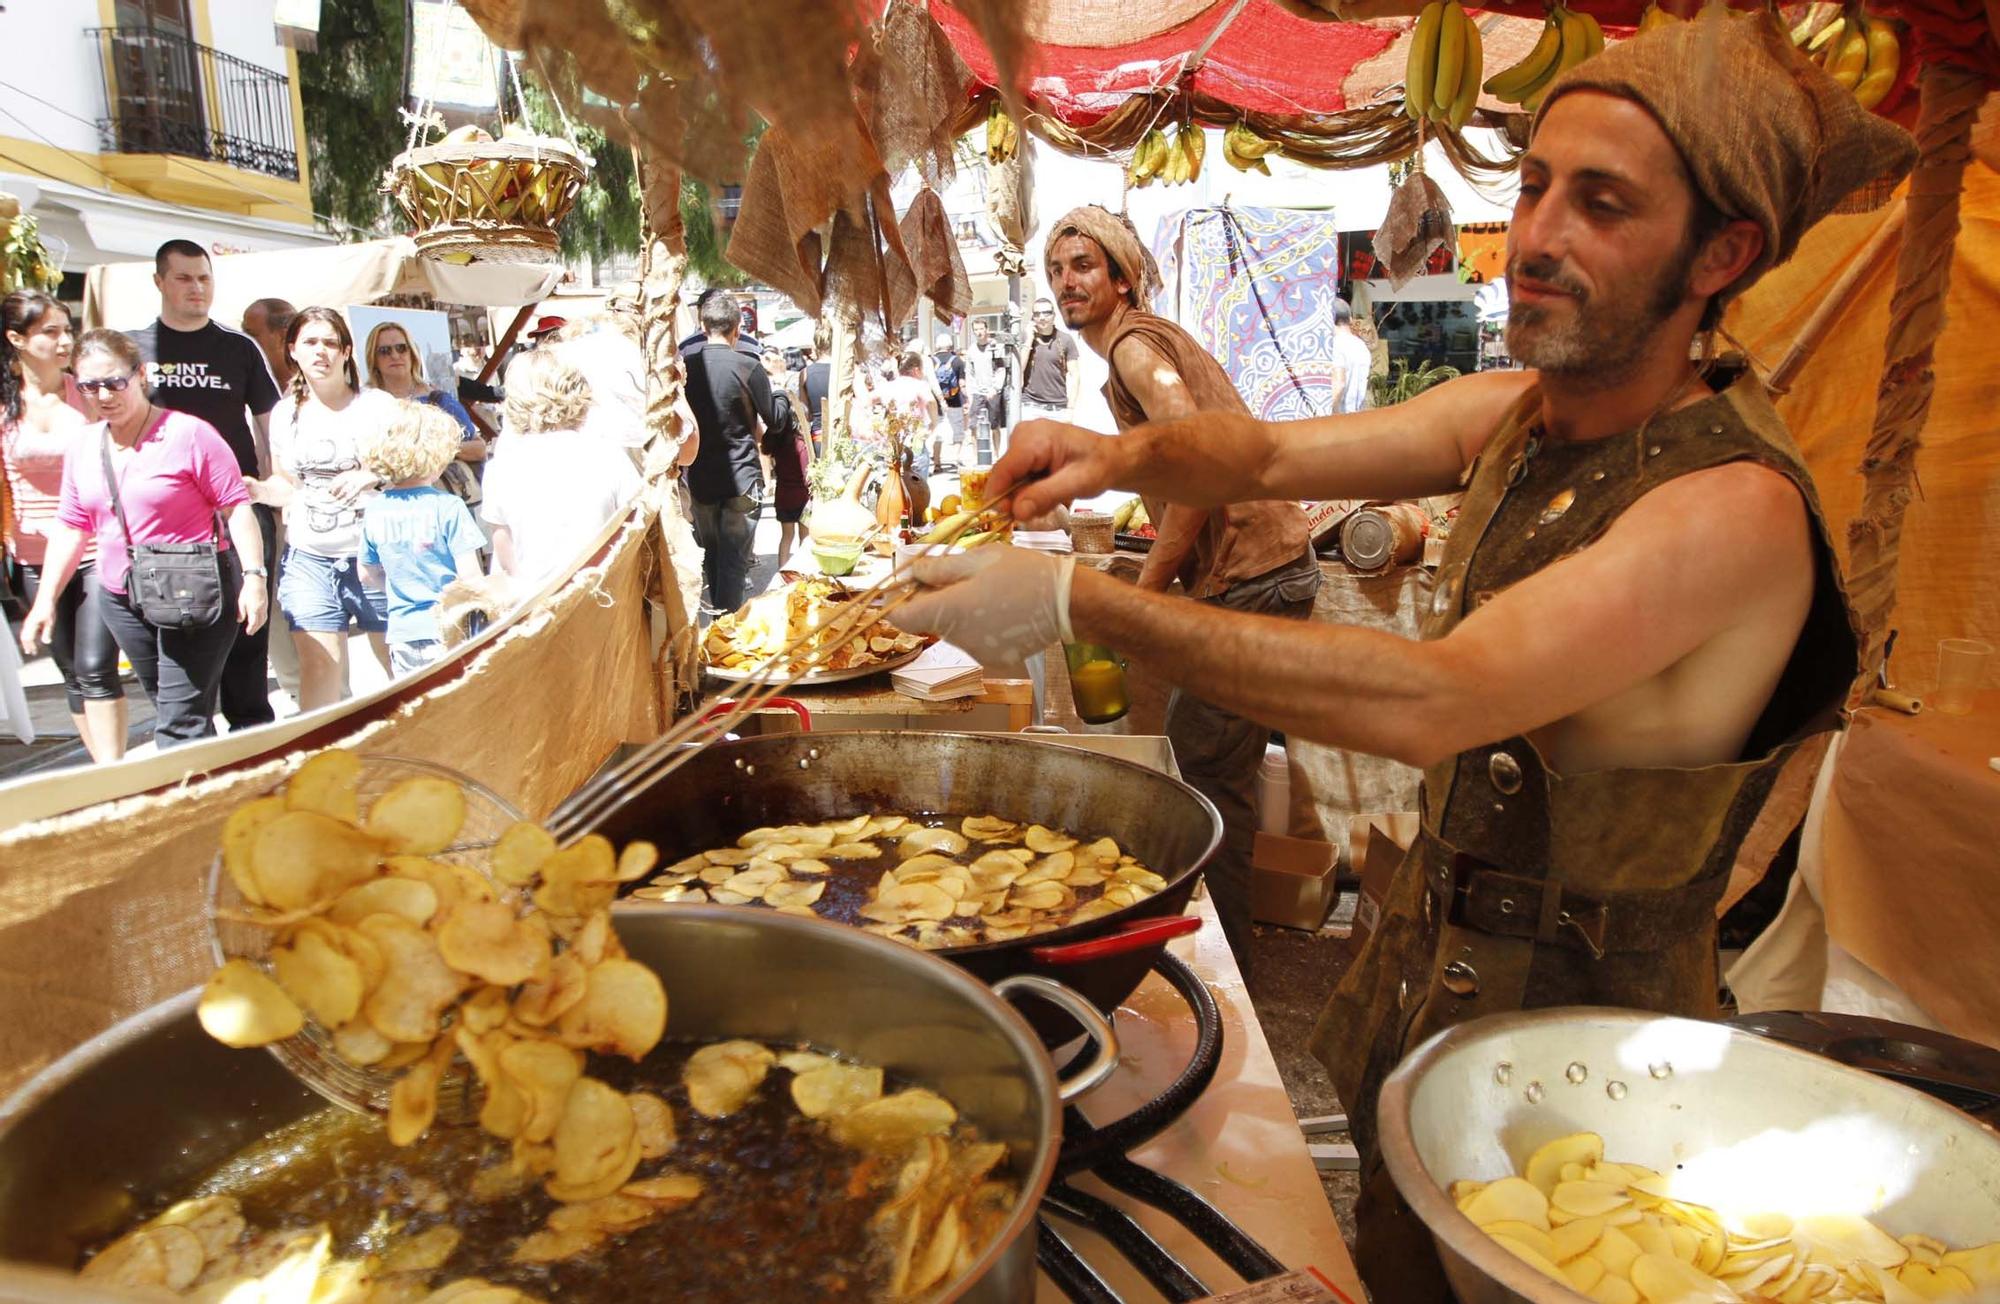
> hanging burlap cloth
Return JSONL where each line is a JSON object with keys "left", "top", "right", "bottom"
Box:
{"left": 0, "top": 502, "right": 670, "bottom": 1099}
{"left": 901, "top": 188, "right": 975, "bottom": 320}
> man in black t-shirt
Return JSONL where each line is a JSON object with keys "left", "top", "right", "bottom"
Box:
{"left": 128, "top": 239, "right": 283, "bottom": 730}
{"left": 684, "top": 292, "right": 779, "bottom": 615}
{"left": 1020, "top": 297, "right": 1079, "bottom": 431}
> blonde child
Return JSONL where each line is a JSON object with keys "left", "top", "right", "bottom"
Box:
{"left": 357, "top": 401, "right": 485, "bottom": 676}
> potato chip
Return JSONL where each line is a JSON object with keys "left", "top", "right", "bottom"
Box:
{"left": 554, "top": 1078, "right": 637, "bottom": 1188}
{"left": 708, "top": 888, "right": 755, "bottom": 905}
{"left": 570, "top": 910, "right": 624, "bottom": 967}
{"left": 613, "top": 841, "right": 659, "bottom": 883}
{"left": 431, "top": 1278, "right": 539, "bottom": 1303}
{"left": 388, "top": 1042, "right": 452, "bottom": 1145}
{"left": 545, "top": 1138, "right": 642, "bottom": 1205}
{"left": 629, "top": 1091, "right": 677, "bottom": 1158}
{"left": 909, "top": 1199, "right": 964, "bottom": 1293}
{"left": 863, "top": 881, "right": 955, "bottom": 924}
{"left": 961, "top": 815, "right": 1017, "bottom": 840}
{"left": 380, "top": 1225, "right": 461, "bottom": 1274}
{"left": 365, "top": 776, "right": 467, "bottom": 856}
{"left": 198, "top": 959, "right": 304, "bottom": 1048}
{"left": 765, "top": 880, "right": 827, "bottom": 909}
{"left": 328, "top": 876, "right": 439, "bottom": 929}
{"left": 684, "top": 1040, "right": 776, "bottom": 1117}
{"left": 703, "top": 847, "right": 756, "bottom": 866}
{"left": 547, "top": 1194, "right": 657, "bottom": 1236}
{"left": 377, "top": 1038, "right": 435, "bottom": 1072}
{"left": 1023, "top": 825, "right": 1077, "bottom": 854}
{"left": 358, "top": 915, "right": 465, "bottom": 1043}
{"left": 513, "top": 952, "right": 589, "bottom": 1028}
{"left": 332, "top": 1018, "right": 393, "bottom": 1066}
{"left": 1463, "top": 1177, "right": 1550, "bottom": 1230}
{"left": 437, "top": 900, "right": 551, "bottom": 987}
{"left": 220, "top": 796, "right": 287, "bottom": 906}
{"left": 510, "top": 1226, "right": 603, "bottom": 1264}
{"left": 829, "top": 1088, "right": 957, "bottom": 1152}
{"left": 900, "top": 827, "right": 968, "bottom": 858}
{"left": 555, "top": 958, "right": 668, "bottom": 1059}
{"left": 533, "top": 836, "right": 619, "bottom": 918}
{"left": 499, "top": 1038, "right": 584, "bottom": 1144}
{"left": 826, "top": 842, "right": 884, "bottom": 860}
{"left": 1017, "top": 852, "right": 1073, "bottom": 885}
{"left": 623, "top": 1173, "right": 705, "bottom": 1205}
{"left": 271, "top": 930, "right": 364, "bottom": 1027}
{"left": 252, "top": 812, "right": 382, "bottom": 911}
{"left": 791, "top": 1063, "right": 885, "bottom": 1119}
{"left": 154, "top": 1196, "right": 245, "bottom": 1261}
{"left": 286, "top": 749, "right": 362, "bottom": 822}
{"left": 80, "top": 1227, "right": 169, "bottom": 1289}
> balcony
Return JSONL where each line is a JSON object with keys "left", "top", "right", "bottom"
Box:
{"left": 86, "top": 26, "right": 299, "bottom": 183}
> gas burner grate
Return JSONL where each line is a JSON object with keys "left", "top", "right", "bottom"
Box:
{"left": 1038, "top": 952, "right": 1287, "bottom": 1302}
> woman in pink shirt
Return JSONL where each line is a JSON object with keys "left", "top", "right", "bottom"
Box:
{"left": 18, "top": 330, "right": 267, "bottom": 748}
{"left": 0, "top": 290, "right": 127, "bottom": 761}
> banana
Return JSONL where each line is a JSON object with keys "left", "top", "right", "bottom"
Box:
{"left": 1406, "top": 0, "right": 1445, "bottom": 120}
{"left": 1446, "top": 6, "right": 1484, "bottom": 131}
{"left": 1853, "top": 14, "right": 1901, "bottom": 109}
{"left": 1522, "top": 7, "right": 1582, "bottom": 111}
{"left": 1578, "top": 9, "right": 1605, "bottom": 59}
{"left": 1430, "top": 0, "right": 1468, "bottom": 122}
{"left": 1485, "top": 17, "right": 1561, "bottom": 101}
{"left": 1440, "top": 2, "right": 1472, "bottom": 123}
{"left": 1129, "top": 129, "right": 1164, "bottom": 184}
{"left": 1184, "top": 125, "right": 1206, "bottom": 182}
{"left": 1829, "top": 23, "right": 1868, "bottom": 88}
{"left": 1224, "top": 123, "right": 1272, "bottom": 173}
{"left": 1641, "top": 3, "right": 1680, "bottom": 31}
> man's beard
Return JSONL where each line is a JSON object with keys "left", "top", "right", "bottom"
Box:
{"left": 1505, "top": 239, "right": 1698, "bottom": 385}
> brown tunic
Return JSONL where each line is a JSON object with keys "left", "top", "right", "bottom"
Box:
{"left": 1100, "top": 312, "right": 1311, "bottom": 597}
{"left": 1309, "top": 366, "right": 1859, "bottom": 1301}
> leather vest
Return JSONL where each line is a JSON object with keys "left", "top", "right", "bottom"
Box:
{"left": 1311, "top": 367, "right": 1859, "bottom": 1157}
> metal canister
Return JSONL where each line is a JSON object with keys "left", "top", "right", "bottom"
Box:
{"left": 1340, "top": 503, "right": 1427, "bottom": 571}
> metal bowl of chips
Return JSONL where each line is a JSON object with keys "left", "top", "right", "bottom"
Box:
{"left": 0, "top": 906, "right": 1107, "bottom": 1303}
{"left": 207, "top": 754, "right": 526, "bottom": 1121}
{"left": 1376, "top": 1007, "right": 2000, "bottom": 1304}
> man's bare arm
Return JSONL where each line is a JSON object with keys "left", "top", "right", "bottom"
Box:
{"left": 1112, "top": 335, "right": 1206, "bottom": 590}
{"left": 1066, "top": 462, "right": 1810, "bottom": 766}
{"left": 252, "top": 411, "right": 273, "bottom": 479}
{"left": 993, "top": 368, "right": 1538, "bottom": 522}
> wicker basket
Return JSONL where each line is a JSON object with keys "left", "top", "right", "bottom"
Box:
{"left": 385, "top": 137, "right": 589, "bottom": 264}
{"left": 1069, "top": 510, "right": 1116, "bottom": 555}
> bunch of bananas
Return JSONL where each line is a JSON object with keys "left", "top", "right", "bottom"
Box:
{"left": 1127, "top": 125, "right": 1207, "bottom": 187}
{"left": 1481, "top": 3, "right": 1605, "bottom": 112}
{"left": 1636, "top": 2, "right": 1682, "bottom": 31}
{"left": 1405, "top": 0, "right": 1486, "bottom": 130}
{"left": 985, "top": 103, "right": 1019, "bottom": 164}
{"left": 1223, "top": 121, "right": 1278, "bottom": 174}
{"left": 1792, "top": 4, "right": 1903, "bottom": 111}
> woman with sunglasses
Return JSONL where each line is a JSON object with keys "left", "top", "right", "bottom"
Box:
{"left": 362, "top": 321, "right": 486, "bottom": 465}
{"left": 1, "top": 291, "right": 128, "bottom": 761}
{"left": 252, "top": 308, "right": 396, "bottom": 712}
{"left": 18, "top": 329, "right": 266, "bottom": 747}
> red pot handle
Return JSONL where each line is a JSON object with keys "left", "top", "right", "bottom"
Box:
{"left": 1030, "top": 913, "right": 1200, "bottom": 966}
{"left": 699, "top": 697, "right": 813, "bottom": 735}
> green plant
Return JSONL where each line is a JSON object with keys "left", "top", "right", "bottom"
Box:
{"left": 516, "top": 79, "right": 641, "bottom": 265}
{"left": 1, "top": 212, "right": 58, "bottom": 294}
{"left": 1369, "top": 358, "right": 1461, "bottom": 408}
{"left": 298, "top": 0, "right": 407, "bottom": 235}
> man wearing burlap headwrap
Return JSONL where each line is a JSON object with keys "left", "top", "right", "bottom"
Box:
{"left": 1038, "top": 205, "right": 1318, "bottom": 977}
{"left": 901, "top": 18, "right": 1912, "bottom": 1298}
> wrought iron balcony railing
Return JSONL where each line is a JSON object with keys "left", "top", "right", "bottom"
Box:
{"left": 87, "top": 25, "right": 300, "bottom": 182}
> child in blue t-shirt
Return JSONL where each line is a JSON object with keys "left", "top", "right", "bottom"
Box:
{"left": 358, "top": 402, "right": 485, "bottom": 676}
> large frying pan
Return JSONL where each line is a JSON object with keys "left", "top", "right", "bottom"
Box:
{"left": 554, "top": 732, "right": 1223, "bottom": 1030}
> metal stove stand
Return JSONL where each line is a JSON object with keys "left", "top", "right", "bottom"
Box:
{"left": 1037, "top": 953, "right": 1288, "bottom": 1302}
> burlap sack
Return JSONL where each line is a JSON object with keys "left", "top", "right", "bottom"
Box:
{"left": 901, "top": 187, "right": 974, "bottom": 320}
{"left": 1377, "top": 170, "right": 1452, "bottom": 288}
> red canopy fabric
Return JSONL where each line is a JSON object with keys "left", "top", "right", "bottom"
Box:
{"left": 930, "top": 0, "right": 1404, "bottom": 120}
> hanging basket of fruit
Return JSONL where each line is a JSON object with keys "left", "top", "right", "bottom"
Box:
{"left": 384, "top": 125, "right": 590, "bottom": 265}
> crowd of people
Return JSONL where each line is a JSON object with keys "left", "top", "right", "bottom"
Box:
{"left": 0, "top": 240, "right": 648, "bottom": 758}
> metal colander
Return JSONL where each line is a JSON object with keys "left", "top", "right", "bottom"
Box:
{"left": 207, "top": 755, "right": 525, "bottom": 1121}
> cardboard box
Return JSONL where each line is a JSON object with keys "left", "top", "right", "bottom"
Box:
{"left": 1347, "top": 812, "right": 1419, "bottom": 944}
{"left": 1251, "top": 831, "right": 1339, "bottom": 930}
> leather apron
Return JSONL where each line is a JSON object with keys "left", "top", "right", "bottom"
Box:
{"left": 1309, "top": 367, "right": 1859, "bottom": 1303}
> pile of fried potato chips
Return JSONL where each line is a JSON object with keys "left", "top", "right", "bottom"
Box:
{"left": 703, "top": 578, "right": 928, "bottom": 675}
{"left": 632, "top": 812, "right": 1169, "bottom": 948}
{"left": 1454, "top": 1132, "right": 2000, "bottom": 1304}
{"left": 81, "top": 1196, "right": 536, "bottom": 1304}
{"left": 677, "top": 1040, "right": 1019, "bottom": 1298}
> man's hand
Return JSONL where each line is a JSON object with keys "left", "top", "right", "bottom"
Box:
{"left": 988, "top": 420, "right": 1130, "bottom": 524}
{"left": 895, "top": 548, "right": 1075, "bottom": 675}
{"left": 239, "top": 578, "right": 269, "bottom": 636}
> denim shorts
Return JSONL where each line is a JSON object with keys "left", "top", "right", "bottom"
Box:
{"left": 278, "top": 548, "right": 388, "bottom": 634}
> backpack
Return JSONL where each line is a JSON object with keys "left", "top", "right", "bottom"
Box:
{"left": 934, "top": 351, "right": 963, "bottom": 404}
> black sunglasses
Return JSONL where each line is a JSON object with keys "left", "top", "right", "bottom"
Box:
{"left": 376, "top": 342, "right": 411, "bottom": 357}
{"left": 76, "top": 373, "right": 137, "bottom": 395}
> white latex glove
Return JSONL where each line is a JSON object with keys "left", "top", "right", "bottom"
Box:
{"left": 896, "top": 547, "right": 1076, "bottom": 676}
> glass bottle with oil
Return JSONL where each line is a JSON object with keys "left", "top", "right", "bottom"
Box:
{"left": 1064, "top": 641, "right": 1131, "bottom": 724}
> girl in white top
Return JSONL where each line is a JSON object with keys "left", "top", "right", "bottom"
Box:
{"left": 251, "top": 307, "right": 396, "bottom": 711}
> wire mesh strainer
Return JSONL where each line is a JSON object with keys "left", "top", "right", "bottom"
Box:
{"left": 207, "top": 755, "right": 524, "bottom": 1122}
